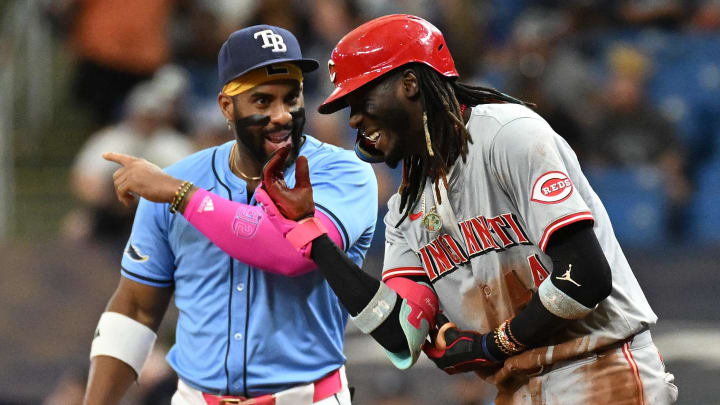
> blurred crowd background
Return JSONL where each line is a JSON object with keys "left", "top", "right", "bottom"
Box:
{"left": 1, "top": 0, "right": 719, "bottom": 404}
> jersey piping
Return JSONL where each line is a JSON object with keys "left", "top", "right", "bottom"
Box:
{"left": 539, "top": 211, "right": 595, "bottom": 252}
{"left": 211, "top": 149, "right": 239, "bottom": 395}
{"left": 382, "top": 267, "right": 426, "bottom": 281}
{"left": 121, "top": 266, "right": 173, "bottom": 286}
{"left": 316, "top": 203, "right": 350, "bottom": 251}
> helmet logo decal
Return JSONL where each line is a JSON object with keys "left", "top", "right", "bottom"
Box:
{"left": 253, "top": 29, "right": 287, "bottom": 53}
{"left": 328, "top": 59, "right": 337, "bottom": 84}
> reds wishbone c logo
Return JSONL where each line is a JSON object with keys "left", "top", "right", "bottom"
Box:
{"left": 253, "top": 29, "right": 287, "bottom": 53}
{"left": 531, "top": 171, "right": 574, "bottom": 204}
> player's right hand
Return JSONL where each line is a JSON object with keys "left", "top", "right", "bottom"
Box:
{"left": 103, "top": 152, "right": 185, "bottom": 206}
{"left": 261, "top": 145, "right": 315, "bottom": 220}
{"left": 422, "top": 313, "right": 501, "bottom": 375}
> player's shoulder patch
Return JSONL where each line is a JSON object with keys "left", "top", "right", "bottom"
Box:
{"left": 531, "top": 171, "right": 573, "bottom": 204}
{"left": 125, "top": 243, "right": 150, "bottom": 262}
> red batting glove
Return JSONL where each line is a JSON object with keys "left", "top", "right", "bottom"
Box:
{"left": 256, "top": 145, "right": 327, "bottom": 257}
{"left": 261, "top": 145, "right": 315, "bottom": 221}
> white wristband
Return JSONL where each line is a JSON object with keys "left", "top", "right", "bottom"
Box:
{"left": 538, "top": 278, "right": 595, "bottom": 320}
{"left": 90, "top": 312, "right": 157, "bottom": 378}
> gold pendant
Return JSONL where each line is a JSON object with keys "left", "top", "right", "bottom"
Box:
{"left": 421, "top": 208, "right": 442, "bottom": 232}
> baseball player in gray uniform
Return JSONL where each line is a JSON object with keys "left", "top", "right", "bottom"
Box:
{"left": 256, "top": 14, "right": 678, "bottom": 405}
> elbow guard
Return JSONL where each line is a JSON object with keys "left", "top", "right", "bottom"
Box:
{"left": 386, "top": 277, "right": 438, "bottom": 369}
{"left": 351, "top": 278, "right": 438, "bottom": 370}
{"left": 538, "top": 277, "right": 595, "bottom": 320}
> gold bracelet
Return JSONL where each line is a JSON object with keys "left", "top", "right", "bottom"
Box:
{"left": 493, "top": 330, "right": 514, "bottom": 356}
{"left": 494, "top": 320, "right": 524, "bottom": 355}
{"left": 169, "top": 181, "right": 193, "bottom": 214}
{"left": 496, "top": 327, "right": 520, "bottom": 354}
{"left": 504, "top": 319, "right": 527, "bottom": 350}
{"left": 493, "top": 331, "right": 512, "bottom": 356}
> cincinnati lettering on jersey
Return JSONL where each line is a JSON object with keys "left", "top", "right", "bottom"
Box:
{"left": 418, "top": 212, "right": 531, "bottom": 282}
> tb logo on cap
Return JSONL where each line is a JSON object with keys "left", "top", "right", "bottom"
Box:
{"left": 253, "top": 29, "right": 287, "bottom": 53}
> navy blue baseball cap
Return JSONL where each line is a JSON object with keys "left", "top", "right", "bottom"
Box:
{"left": 218, "top": 25, "right": 319, "bottom": 86}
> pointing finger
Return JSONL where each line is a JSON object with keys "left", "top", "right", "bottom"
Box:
{"left": 103, "top": 152, "right": 139, "bottom": 167}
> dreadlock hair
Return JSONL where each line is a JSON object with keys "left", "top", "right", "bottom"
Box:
{"left": 395, "top": 63, "right": 534, "bottom": 226}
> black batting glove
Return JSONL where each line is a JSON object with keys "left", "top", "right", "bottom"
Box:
{"left": 422, "top": 314, "right": 505, "bottom": 375}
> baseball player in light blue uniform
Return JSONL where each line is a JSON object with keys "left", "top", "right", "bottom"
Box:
{"left": 85, "top": 25, "right": 377, "bottom": 405}
{"left": 125, "top": 137, "right": 375, "bottom": 398}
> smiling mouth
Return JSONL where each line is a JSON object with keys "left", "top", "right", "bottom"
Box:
{"left": 265, "top": 131, "right": 291, "bottom": 143}
{"left": 363, "top": 130, "right": 380, "bottom": 144}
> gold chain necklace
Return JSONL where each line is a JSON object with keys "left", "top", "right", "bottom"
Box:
{"left": 229, "top": 143, "right": 261, "bottom": 181}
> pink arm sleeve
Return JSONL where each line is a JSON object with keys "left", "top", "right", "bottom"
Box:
{"left": 182, "top": 188, "right": 344, "bottom": 277}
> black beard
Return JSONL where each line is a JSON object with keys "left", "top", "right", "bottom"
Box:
{"left": 233, "top": 107, "right": 306, "bottom": 167}
{"left": 377, "top": 104, "right": 413, "bottom": 169}
{"left": 386, "top": 156, "right": 401, "bottom": 169}
{"left": 288, "top": 108, "right": 306, "bottom": 167}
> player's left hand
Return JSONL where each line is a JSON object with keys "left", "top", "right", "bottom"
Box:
{"left": 262, "top": 145, "right": 314, "bottom": 220}
{"left": 103, "top": 152, "right": 184, "bottom": 206}
{"left": 422, "top": 313, "right": 501, "bottom": 374}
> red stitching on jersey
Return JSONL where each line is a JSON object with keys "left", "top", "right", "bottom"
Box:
{"left": 622, "top": 342, "right": 645, "bottom": 405}
{"left": 538, "top": 211, "right": 594, "bottom": 251}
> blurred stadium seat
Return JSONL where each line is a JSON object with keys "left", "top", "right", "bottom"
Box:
{"left": 585, "top": 166, "right": 668, "bottom": 246}
{"left": 649, "top": 34, "right": 720, "bottom": 163}
{"left": 594, "top": 32, "right": 720, "bottom": 170}
{"left": 691, "top": 159, "right": 720, "bottom": 243}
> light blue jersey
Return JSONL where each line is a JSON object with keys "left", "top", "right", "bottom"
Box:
{"left": 120, "top": 136, "right": 378, "bottom": 396}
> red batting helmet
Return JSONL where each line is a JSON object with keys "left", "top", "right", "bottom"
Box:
{"left": 318, "top": 14, "right": 459, "bottom": 114}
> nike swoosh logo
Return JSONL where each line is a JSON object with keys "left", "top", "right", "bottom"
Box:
{"left": 409, "top": 211, "right": 423, "bottom": 221}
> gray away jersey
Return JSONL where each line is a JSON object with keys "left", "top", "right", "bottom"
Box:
{"left": 382, "top": 103, "right": 656, "bottom": 347}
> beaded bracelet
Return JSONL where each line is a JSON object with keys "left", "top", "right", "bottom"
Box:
{"left": 493, "top": 329, "right": 514, "bottom": 356}
{"left": 494, "top": 319, "right": 526, "bottom": 356}
{"left": 169, "top": 181, "right": 193, "bottom": 214}
{"left": 504, "top": 319, "right": 527, "bottom": 350}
